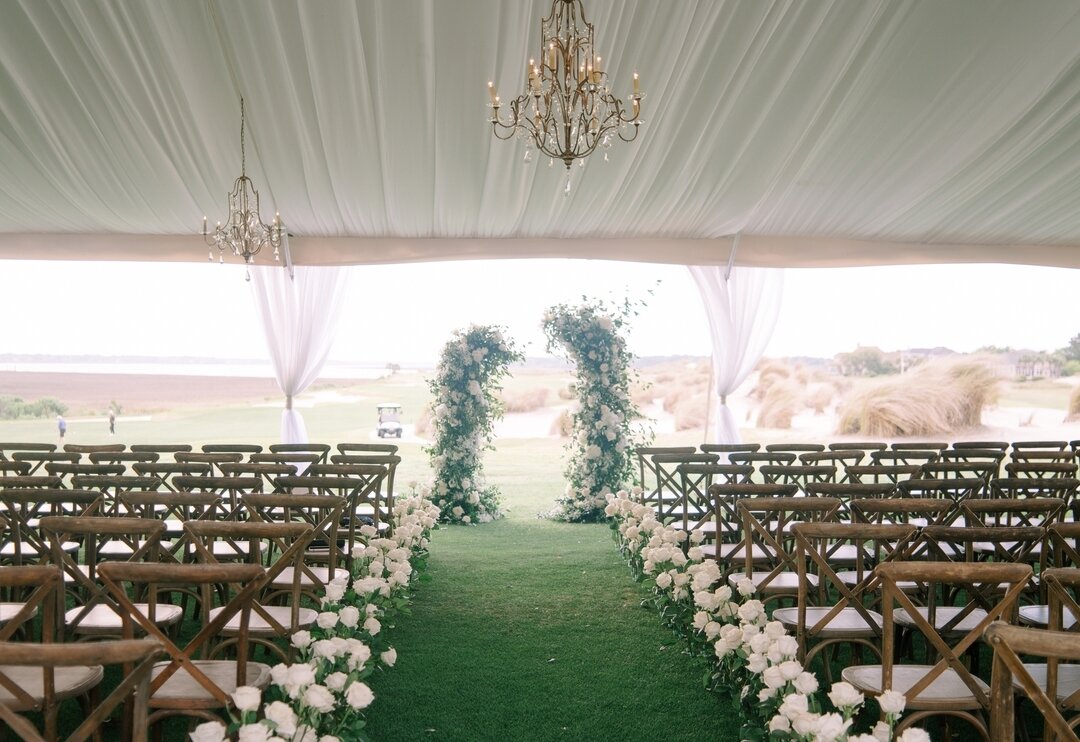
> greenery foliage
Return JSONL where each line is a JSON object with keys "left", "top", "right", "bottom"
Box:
{"left": 426, "top": 326, "right": 523, "bottom": 523}
{"left": 542, "top": 297, "right": 649, "bottom": 522}
{"left": 0, "top": 395, "right": 66, "bottom": 419}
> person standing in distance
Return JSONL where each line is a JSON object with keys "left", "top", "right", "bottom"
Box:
{"left": 57, "top": 415, "right": 67, "bottom": 444}
{"left": 108, "top": 408, "right": 116, "bottom": 436}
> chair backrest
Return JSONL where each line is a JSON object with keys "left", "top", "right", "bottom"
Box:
{"left": 200, "top": 444, "right": 263, "bottom": 455}
{"left": 939, "top": 448, "right": 1006, "bottom": 466}
{"left": 1012, "top": 440, "right": 1070, "bottom": 452}
{"left": 759, "top": 464, "right": 836, "bottom": 491}
{"left": 132, "top": 462, "right": 213, "bottom": 492}
{"left": 97, "top": 562, "right": 266, "bottom": 707}
{"left": 676, "top": 464, "right": 752, "bottom": 533}
{"left": 633, "top": 446, "right": 707, "bottom": 506}
{"left": 953, "top": 441, "right": 1010, "bottom": 451}
{"left": 130, "top": 444, "right": 194, "bottom": 456}
{"left": 844, "top": 464, "right": 923, "bottom": 485}
{"left": 1005, "top": 461, "right": 1079, "bottom": 480}
{"left": 0, "top": 460, "right": 30, "bottom": 477}
{"left": 710, "top": 483, "right": 798, "bottom": 550}
{"left": 876, "top": 561, "right": 1031, "bottom": 714}
{"left": 1047, "top": 523, "right": 1080, "bottom": 570}
{"left": 920, "top": 525, "right": 1045, "bottom": 566}
{"left": 728, "top": 451, "right": 798, "bottom": 467}
{"left": 174, "top": 452, "right": 244, "bottom": 476}
{"left": 849, "top": 498, "right": 958, "bottom": 537}
{"left": 871, "top": 450, "right": 940, "bottom": 467}
{"left": 960, "top": 497, "right": 1064, "bottom": 530}
{"left": 219, "top": 462, "right": 298, "bottom": 490}
{"left": 700, "top": 443, "right": 761, "bottom": 455}
{"left": 921, "top": 461, "right": 998, "bottom": 492}
{"left": 828, "top": 441, "right": 887, "bottom": 452}
{"left": 249, "top": 452, "right": 321, "bottom": 468}
{"left": 337, "top": 442, "right": 399, "bottom": 455}
{"left": 985, "top": 623, "right": 1080, "bottom": 742}
{"left": 63, "top": 444, "right": 125, "bottom": 455}
{"left": 897, "top": 477, "right": 984, "bottom": 505}
{"left": 990, "top": 477, "right": 1079, "bottom": 501}
{"left": 0, "top": 443, "right": 57, "bottom": 460}
{"left": 764, "top": 443, "right": 826, "bottom": 453}
{"left": 890, "top": 441, "right": 949, "bottom": 452}
{"left": 88, "top": 451, "right": 160, "bottom": 470}
{"left": 71, "top": 475, "right": 159, "bottom": 514}
{"left": 11, "top": 452, "right": 78, "bottom": 475}
{"left": 799, "top": 451, "right": 864, "bottom": 468}
{"left": 45, "top": 463, "right": 125, "bottom": 490}
{"left": 172, "top": 475, "right": 262, "bottom": 516}
{"left": 804, "top": 482, "right": 896, "bottom": 516}
{"left": 0, "top": 638, "right": 164, "bottom": 742}
{"left": 240, "top": 493, "right": 347, "bottom": 585}
{"left": 735, "top": 497, "right": 841, "bottom": 589}
{"left": 0, "top": 489, "right": 104, "bottom": 564}
{"left": 646, "top": 453, "right": 718, "bottom": 520}
{"left": 268, "top": 443, "right": 331, "bottom": 464}
{"left": 117, "top": 491, "right": 226, "bottom": 562}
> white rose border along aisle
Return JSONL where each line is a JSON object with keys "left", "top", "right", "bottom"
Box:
{"left": 542, "top": 297, "right": 649, "bottom": 522}
{"left": 604, "top": 492, "right": 931, "bottom": 742}
{"left": 427, "top": 325, "right": 523, "bottom": 524}
{"left": 189, "top": 491, "right": 441, "bottom": 742}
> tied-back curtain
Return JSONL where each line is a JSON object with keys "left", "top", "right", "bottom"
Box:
{"left": 250, "top": 265, "right": 351, "bottom": 443}
{"left": 688, "top": 266, "right": 783, "bottom": 444}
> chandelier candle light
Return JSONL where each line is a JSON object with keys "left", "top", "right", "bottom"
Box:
{"left": 202, "top": 97, "right": 284, "bottom": 277}
{"left": 488, "top": 0, "right": 643, "bottom": 194}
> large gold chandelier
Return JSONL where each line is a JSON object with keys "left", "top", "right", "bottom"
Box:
{"left": 202, "top": 97, "right": 283, "bottom": 272}
{"left": 488, "top": 0, "right": 643, "bottom": 193}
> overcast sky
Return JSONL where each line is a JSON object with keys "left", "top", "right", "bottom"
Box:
{"left": 1, "top": 259, "right": 1075, "bottom": 365}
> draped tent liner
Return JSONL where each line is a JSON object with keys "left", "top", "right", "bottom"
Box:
{"left": 3, "top": 1, "right": 1080, "bottom": 269}
{"left": 249, "top": 265, "right": 350, "bottom": 444}
{"left": 689, "top": 266, "right": 784, "bottom": 445}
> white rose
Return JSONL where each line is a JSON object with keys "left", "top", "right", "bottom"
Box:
{"left": 303, "top": 684, "right": 335, "bottom": 714}
{"left": 291, "top": 630, "right": 312, "bottom": 649}
{"left": 778, "top": 660, "right": 803, "bottom": 682}
{"left": 316, "top": 612, "right": 339, "bottom": 630}
{"left": 692, "top": 611, "right": 709, "bottom": 631}
{"left": 764, "top": 621, "right": 786, "bottom": 639}
{"left": 775, "top": 635, "right": 799, "bottom": 659}
{"left": 759, "top": 685, "right": 777, "bottom": 702}
{"left": 762, "top": 665, "right": 785, "bottom": 688}
{"left": 230, "top": 685, "right": 261, "bottom": 713}
{"left": 747, "top": 653, "right": 768, "bottom": 674}
{"left": 325, "top": 672, "right": 348, "bottom": 692}
{"left": 872, "top": 721, "right": 892, "bottom": 742}
{"left": 779, "top": 693, "right": 809, "bottom": 720}
{"left": 263, "top": 701, "right": 298, "bottom": 736}
{"left": 827, "top": 681, "right": 864, "bottom": 710}
{"left": 323, "top": 582, "right": 345, "bottom": 603}
{"left": 768, "top": 714, "right": 791, "bottom": 733}
{"left": 816, "top": 713, "right": 852, "bottom": 742}
{"left": 269, "top": 663, "right": 289, "bottom": 687}
{"left": 345, "top": 681, "right": 375, "bottom": 710}
{"left": 363, "top": 617, "right": 381, "bottom": 635}
{"left": 654, "top": 572, "right": 672, "bottom": 590}
{"left": 347, "top": 639, "right": 372, "bottom": 668}
{"left": 238, "top": 725, "right": 271, "bottom": 742}
{"left": 381, "top": 647, "right": 397, "bottom": 667}
{"left": 793, "top": 671, "right": 819, "bottom": 695}
{"left": 189, "top": 722, "right": 227, "bottom": 742}
{"left": 737, "top": 600, "right": 763, "bottom": 623}
{"left": 878, "top": 689, "right": 907, "bottom": 714}
{"left": 338, "top": 606, "right": 360, "bottom": 628}
{"left": 896, "top": 730, "right": 931, "bottom": 742}
{"left": 792, "top": 713, "right": 820, "bottom": 737}
{"left": 285, "top": 663, "right": 315, "bottom": 690}
{"left": 748, "top": 633, "right": 771, "bottom": 655}
{"left": 736, "top": 577, "right": 756, "bottom": 597}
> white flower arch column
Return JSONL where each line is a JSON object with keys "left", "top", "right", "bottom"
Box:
{"left": 688, "top": 264, "right": 783, "bottom": 444}
{"left": 250, "top": 265, "right": 351, "bottom": 443}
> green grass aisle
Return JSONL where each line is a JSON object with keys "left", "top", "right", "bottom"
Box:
{"left": 365, "top": 514, "right": 742, "bottom": 741}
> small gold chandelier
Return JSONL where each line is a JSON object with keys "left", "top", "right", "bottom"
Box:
{"left": 487, "top": 0, "right": 643, "bottom": 194}
{"left": 202, "top": 97, "right": 283, "bottom": 272}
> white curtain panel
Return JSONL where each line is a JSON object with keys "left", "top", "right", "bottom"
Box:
{"left": 250, "top": 265, "right": 351, "bottom": 444}
{"left": 688, "top": 266, "right": 783, "bottom": 444}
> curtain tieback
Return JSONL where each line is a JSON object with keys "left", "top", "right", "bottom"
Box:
{"left": 285, "top": 395, "right": 293, "bottom": 410}
{"left": 720, "top": 394, "right": 727, "bottom": 406}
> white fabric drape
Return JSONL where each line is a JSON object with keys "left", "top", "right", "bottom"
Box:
{"left": 250, "top": 265, "right": 350, "bottom": 444}
{"left": 689, "top": 266, "right": 783, "bottom": 444}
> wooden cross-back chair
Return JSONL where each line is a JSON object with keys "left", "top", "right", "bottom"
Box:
{"left": 268, "top": 443, "right": 331, "bottom": 465}
{"left": 39, "top": 516, "right": 183, "bottom": 641}
{"left": 12, "top": 452, "right": 78, "bottom": 476}
{"left": 44, "top": 463, "right": 124, "bottom": 491}
{"left": 872, "top": 450, "right": 940, "bottom": 468}
{"left": 1013, "top": 451, "right": 1077, "bottom": 467}
{"left": 987, "top": 567, "right": 1080, "bottom": 742}
{"left": 644, "top": 453, "right": 718, "bottom": 521}
{"left": 219, "top": 462, "right": 298, "bottom": 492}
{"left": 799, "top": 450, "right": 865, "bottom": 470}
{"left": 940, "top": 448, "right": 1007, "bottom": 467}
{"left": 118, "top": 491, "right": 226, "bottom": 564}
{"left": 774, "top": 522, "right": 918, "bottom": 671}
{"left": 338, "top": 442, "right": 399, "bottom": 455}
{"left": 843, "top": 561, "right": 1032, "bottom": 738}
{"left": 700, "top": 443, "right": 760, "bottom": 456}
{"left": 249, "top": 453, "right": 320, "bottom": 470}
{"left": 200, "top": 444, "right": 263, "bottom": 456}
{"left": 758, "top": 464, "right": 837, "bottom": 492}
{"left": 97, "top": 562, "right": 270, "bottom": 729}
{"left": 172, "top": 475, "right": 262, "bottom": 519}
{"left": 241, "top": 493, "right": 348, "bottom": 596}
{"left": 87, "top": 451, "right": 160, "bottom": 473}
{"left": 891, "top": 442, "right": 949, "bottom": 452}
{"left": 675, "top": 463, "right": 752, "bottom": 537}
{"left": 129, "top": 444, "right": 193, "bottom": 458}
{"left": 962, "top": 497, "right": 1064, "bottom": 532}
{"left": 291, "top": 464, "right": 392, "bottom": 532}
{"left": 918, "top": 524, "right": 1046, "bottom": 574}
{"left": 0, "top": 565, "right": 166, "bottom": 742}
{"left": 0, "top": 461, "right": 30, "bottom": 477}
{"left": 991, "top": 477, "right": 1080, "bottom": 503}
{"left": 702, "top": 483, "right": 798, "bottom": 568}
{"left": 849, "top": 498, "right": 958, "bottom": 561}
{"left": 805, "top": 483, "right": 896, "bottom": 519}
{"left": 174, "top": 453, "right": 243, "bottom": 477}
{"left": 829, "top": 442, "right": 887, "bottom": 453}
{"left": 1013, "top": 441, "right": 1071, "bottom": 452}
{"left": 132, "top": 462, "right": 212, "bottom": 493}
{"left": 921, "top": 462, "right": 998, "bottom": 496}
{"left": 323, "top": 454, "right": 402, "bottom": 520}
{"left": 71, "top": 475, "right": 159, "bottom": 518}
{"left": 845, "top": 464, "right": 923, "bottom": 486}
{"left": 764, "top": 443, "right": 826, "bottom": 453}
{"left": 0, "top": 490, "right": 102, "bottom": 566}
{"left": 898, "top": 478, "right": 985, "bottom": 513}
{"left": 185, "top": 520, "right": 317, "bottom": 663}
{"left": 0, "top": 444, "right": 56, "bottom": 463}
{"left": 954, "top": 441, "right": 1010, "bottom": 452}
{"left": 1006, "top": 462, "right": 1079, "bottom": 480}
{"left": 732, "top": 496, "right": 841, "bottom": 600}
{"left": 62, "top": 444, "right": 125, "bottom": 456}
{"left": 727, "top": 451, "right": 797, "bottom": 468}
{"left": 632, "top": 446, "right": 699, "bottom": 508}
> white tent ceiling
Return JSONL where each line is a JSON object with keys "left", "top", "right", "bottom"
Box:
{"left": 2, "top": 0, "right": 1080, "bottom": 268}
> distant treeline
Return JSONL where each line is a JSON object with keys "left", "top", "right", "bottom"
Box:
{"left": 0, "top": 396, "right": 67, "bottom": 419}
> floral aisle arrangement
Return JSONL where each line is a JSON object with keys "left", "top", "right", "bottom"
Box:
{"left": 427, "top": 325, "right": 523, "bottom": 523}
{"left": 541, "top": 298, "right": 649, "bottom": 522}
{"left": 605, "top": 491, "right": 930, "bottom": 742}
{"left": 189, "top": 490, "right": 441, "bottom": 742}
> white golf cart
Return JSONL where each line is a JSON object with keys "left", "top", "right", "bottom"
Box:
{"left": 376, "top": 402, "right": 403, "bottom": 439}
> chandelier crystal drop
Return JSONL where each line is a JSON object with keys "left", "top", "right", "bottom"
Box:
{"left": 487, "top": 0, "right": 643, "bottom": 190}
{"left": 202, "top": 97, "right": 283, "bottom": 276}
